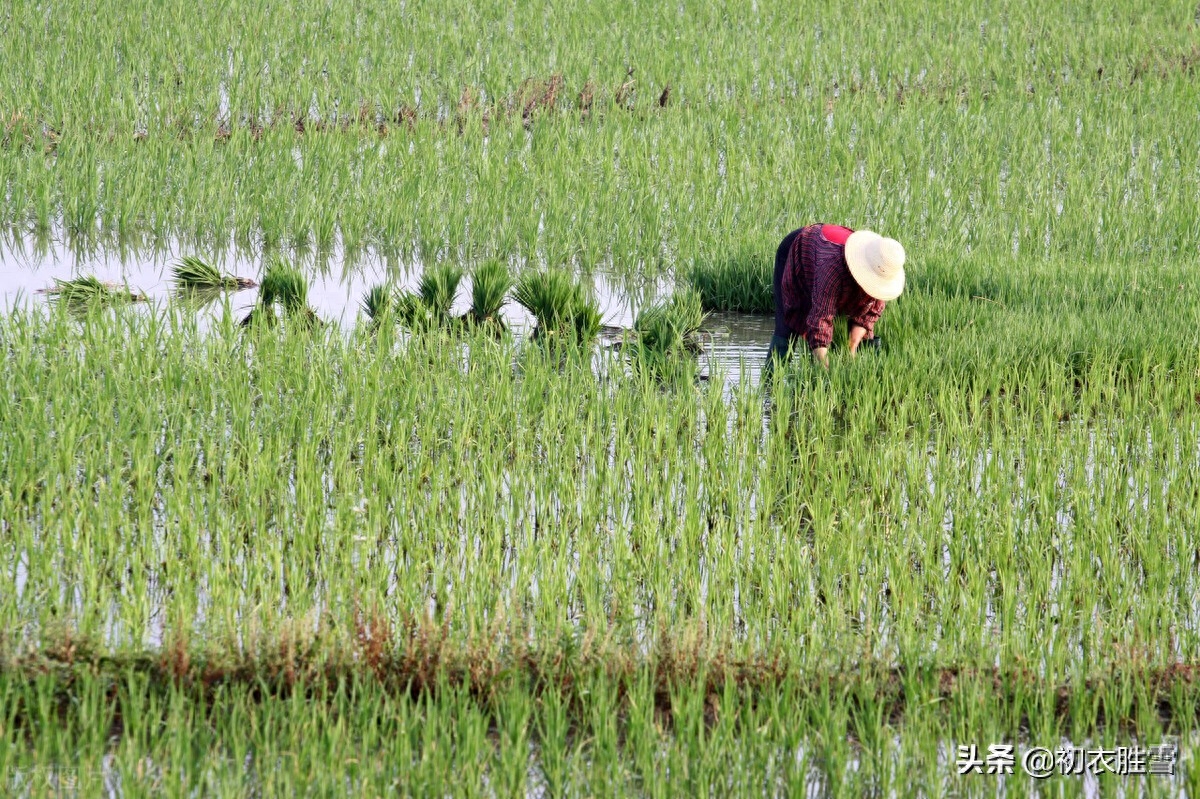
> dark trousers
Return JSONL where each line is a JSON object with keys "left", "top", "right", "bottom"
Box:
{"left": 765, "top": 228, "right": 804, "bottom": 374}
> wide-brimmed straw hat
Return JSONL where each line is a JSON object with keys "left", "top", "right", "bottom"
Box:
{"left": 844, "top": 231, "right": 906, "bottom": 301}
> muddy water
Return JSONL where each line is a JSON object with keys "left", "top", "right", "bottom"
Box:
{"left": 0, "top": 239, "right": 775, "bottom": 388}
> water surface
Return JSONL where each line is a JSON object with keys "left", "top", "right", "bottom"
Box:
{"left": 0, "top": 237, "right": 777, "bottom": 387}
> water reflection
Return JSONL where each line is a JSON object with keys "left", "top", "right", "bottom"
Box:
{"left": 1, "top": 238, "right": 775, "bottom": 390}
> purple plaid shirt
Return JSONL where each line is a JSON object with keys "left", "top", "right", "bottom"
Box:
{"left": 780, "top": 224, "right": 885, "bottom": 350}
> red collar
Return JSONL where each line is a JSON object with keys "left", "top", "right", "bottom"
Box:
{"left": 821, "top": 224, "right": 853, "bottom": 246}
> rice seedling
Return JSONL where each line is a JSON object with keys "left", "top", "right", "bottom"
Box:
{"left": 634, "top": 286, "right": 707, "bottom": 355}
{"left": 466, "top": 259, "right": 514, "bottom": 333}
{"left": 0, "top": 0, "right": 1196, "bottom": 269}
{"left": 685, "top": 259, "right": 773, "bottom": 314}
{"left": 243, "top": 259, "right": 321, "bottom": 329}
{"left": 170, "top": 256, "right": 257, "bottom": 290}
{"left": 37, "top": 275, "right": 146, "bottom": 306}
{"left": 394, "top": 264, "right": 464, "bottom": 329}
{"left": 361, "top": 282, "right": 394, "bottom": 327}
{"left": 513, "top": 268, "right": 601, "bottom": 343}
{"left": 1, "top": 274, "right": 1198, "bottom": 789}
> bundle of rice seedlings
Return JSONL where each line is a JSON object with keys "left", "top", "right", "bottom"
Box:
{"left": 418, "top": 264, "right": 464, "bottom": 320}
{"left": 242, "top": 260, "right": 321, "bottom": 329}
{"left": 513, "top": 269, "right": 575, "bottom": 332}
{"left": 39, "top": 275, "right": 147, "bottom": 306}
{"left": 634, "top": 286, "right": 707, "bottom": 355}
{"left": 171, "top": 256, "right": 257, "bottom": 290}
{"left": 571, "top": 292, "right": 602, "bottom": 341}
{"left": 393, "top": 291, "right": 422, "bottom": 327}
{"left": 513, "top": 269, "right": 601, "bottom": 343}
{"left": 395, "top": 264, "right": 464, "bottom": 329}
{"left": 259, "top": 261, "right": 308, "bottom": 313}
{"left": 634, "top": 305, "right": 682, "bottom": 353}
{"left": 467, "top": 260, "right": 514, "bottom": 332}
{"left": 361, "top": 283, "right": 394, "bottom": 326}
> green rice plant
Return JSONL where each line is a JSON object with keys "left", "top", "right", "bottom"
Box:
{"left": 417, "top": 263, "right": 463, "bottom": 319}
{"left": 466, "top": 259, "right": 514, "bottom": 332}
{"left": 260, "top": 260, "right": 308, "bottom": 313}
{"left": 171, "top": 256, "right": 257, "bottom": 290}
{"left": 634, "top": 286, "right": 707, "bottom": 355}
{"left": 1, "top": 0, "right": 1198, "bottom": 269}
{"left": 361, "top": 283, "right": 394, "bottom": 326}
{"left": 685, "top": 258, "right": 772, "bottom": 314}
{"left": 244, "top": 259, "right": 321, "bottom": 330}
{"left": 513, "top": 269, "right": 600, "bottom": 343}
{"left": 395, "top": 264, "right": 464, "bottom": 329}
{"left": 2, "top": 290, "right": 1200, "bottom": 791}
{"left": 39, "top": 275, "right": 146, "bottom": 306}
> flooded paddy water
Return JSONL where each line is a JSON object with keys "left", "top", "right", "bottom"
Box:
{"left": 0, "top": 237, "right": 776, "bottom": 388}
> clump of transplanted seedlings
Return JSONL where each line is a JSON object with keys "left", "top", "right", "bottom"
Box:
{"left": 513, "top": 269, "right": 601, "bottom": 344}
{"left": 465, "top": 259, "right": 514, "bottom": 334}
{"left": 38, "top": 275, "right": 147, "bottom": 307}
{"left": 393, "top": 264, "right": 464, "bottom": 329}
{"left": 634, "top": 286, "right": 707, "bottom": 356}
{"left": 241, "top": 260, "right": 322, "bottom": 330}
{"left": 361, "top": 283, "right": 395, "bottom": 331}
{"left": 171, "top": 256, "right": 258, "bottom": 290}
{"left": 685, "top": 258, "right": 773, "bottom": 314}
{"left": 363, "top": 261, "right": 514, "bottom": 336}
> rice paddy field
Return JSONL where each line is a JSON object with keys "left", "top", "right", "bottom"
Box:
{"left": 2, "top": 0, "right": 1200, "bottom": 795}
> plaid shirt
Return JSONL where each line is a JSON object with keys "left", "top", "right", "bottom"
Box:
{"left": 779, "top": 224, "right": 885, "bottom": 350}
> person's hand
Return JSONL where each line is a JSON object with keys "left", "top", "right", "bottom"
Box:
{"left": 813, "top": 347, "right": 829, "bottom": 369}
{"left": 848, "top": 325, "right": 868, "bottom": 356}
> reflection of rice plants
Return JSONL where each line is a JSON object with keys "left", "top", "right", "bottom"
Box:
{"left": 171, "top": 257, "right": 258, "bottom": 290}
{"left": 243, "top": 260, "right": 321, "bottom": 329}
{"left": 39, "top": 275, "right": 146, "bottom": 307}
{"left": 171, "top": 286, "right": 227, "bottom": 313}
{"left": 513, "top": 269, "right": 600, "bottom": 343}
{"left": 634, "top": 286, "right": 707, "bottom": 355}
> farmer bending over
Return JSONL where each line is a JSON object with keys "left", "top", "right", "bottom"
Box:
{"left": 767, "top": 224, "right": 906, "bottom": 370}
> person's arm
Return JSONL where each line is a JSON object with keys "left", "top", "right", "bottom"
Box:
{"left": 805, "top": 272, "right": 838, "bottom": 369}
{"left": 848, "top": 300, "right": 885, "bottom": 356}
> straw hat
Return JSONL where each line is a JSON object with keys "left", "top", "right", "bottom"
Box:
{"left": 844, "top": 231, "right": 906, "bottom": 301}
